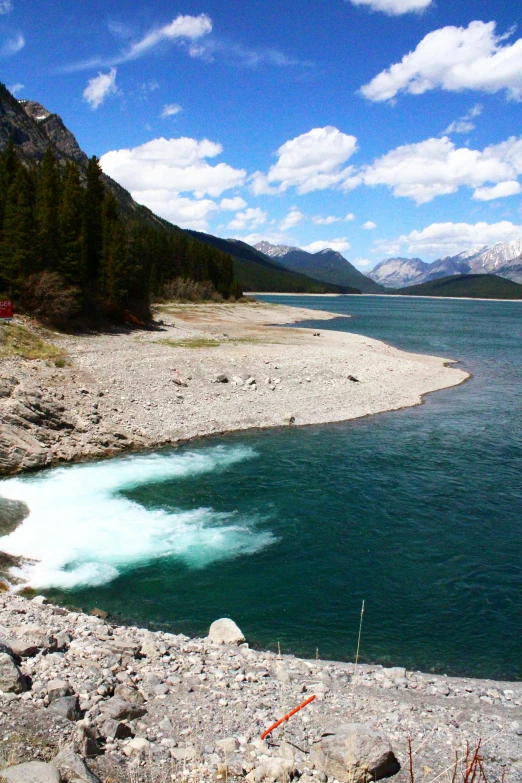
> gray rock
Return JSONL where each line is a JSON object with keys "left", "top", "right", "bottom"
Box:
{"left": 0, "top": 651, "right": 27, "bottom": 693}
{"left": 113, "top": 684, "right": 144, "bottom": 704}
{"left": 214, "top": 374, "right": 229, "bottom": 383}
{"left": 101, "top": 696, "right": 147, "bottom": 721}
{"left": 47, "top": 695, "right": 82, "bottom": 721}
{"left": 310, "top": 723, "right": 400, "bottom": 783}
{"left": 207, "top": 618, "right": 246, "bottom": 645}
{"left": 47, "top": 679, "right": 73, "bottom": 703}
{"left": 100, "top": 718, "right": 133, "bottom": 741}
{"left": 52, "top": 745, "right": 101, "bottom": 783}
{"left": 0, "top": 497, "right": 29, "bottom": 535}
{"left": 0, "top": 761, "right": 61, "bottom": 783}
{"left": 72, "top": 723, "right": 103, "bottom": 757}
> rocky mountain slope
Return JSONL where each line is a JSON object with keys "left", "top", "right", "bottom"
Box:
{"left": 369, "top": 241, "right": 522, "bottom": 288}
{"left": 254, "top": 242, "right": 384, "bottom": 294}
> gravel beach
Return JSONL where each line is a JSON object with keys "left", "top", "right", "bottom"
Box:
{"left": 0, "top": 301, "right": 469, "bottom": 474}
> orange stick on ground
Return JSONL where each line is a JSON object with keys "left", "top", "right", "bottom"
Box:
{"left": 260, "top": 695, "right": 316, "bottom": 740}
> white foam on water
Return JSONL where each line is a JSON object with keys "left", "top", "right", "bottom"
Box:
{"left": 0, "top": 445, "right": 273, "bottom": 589}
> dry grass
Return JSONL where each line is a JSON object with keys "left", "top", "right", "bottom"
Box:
{"left": 0, "top": 322, "right": 65, "bottom": 361}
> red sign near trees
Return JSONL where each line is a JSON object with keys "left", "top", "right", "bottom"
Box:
{"left": 0, "top": 300, "right": 13, "bottom": 319}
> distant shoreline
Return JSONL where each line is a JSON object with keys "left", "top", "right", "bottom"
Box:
{"left": 247, "top": 291, "right": 522, "bottom": 302}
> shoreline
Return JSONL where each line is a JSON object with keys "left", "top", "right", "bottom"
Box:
{"left": 248, "top": 291, "right": 522, "bottom": 303}
{"left": 0, "top": 591, "right": 520, "bottom": 783}
{"left": 0, "top": 300, "right": 469, "bottom": 477}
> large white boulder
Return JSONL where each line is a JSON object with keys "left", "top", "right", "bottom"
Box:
{"left": 207, "top": 618, "right": 245, "bottom": 645}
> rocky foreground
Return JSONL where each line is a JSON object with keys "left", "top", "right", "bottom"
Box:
{"left": 0, "top": 302, "right": 468, "bottom": 476}
{"left": 0, "top": 593, "right": 521, "bottom": 782}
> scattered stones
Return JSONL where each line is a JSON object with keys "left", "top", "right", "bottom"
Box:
{"left": 101, "top": 696, "right": 147, "bottom": 721}
{"left": 47, "top": 679, "right": 74, "bottom": 702}
{"left": 311, "top": 723, "right": 400, "bottom": 783}
{"left": 207, "top": 618, "right": 246, "bottom": 645}
{"left": 52, "top": 745, "right": 101, "bottom": 783}
{"left": 214, "top": 374, "right": 229, "bottom": 383}
{"left": 46, "top": 695, "right": 82, "bottom": 721}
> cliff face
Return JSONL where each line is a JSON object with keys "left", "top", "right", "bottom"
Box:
{"left": 20, "top": 100, "right": 88, "bottom": 164}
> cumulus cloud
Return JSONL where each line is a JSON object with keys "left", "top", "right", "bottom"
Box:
{"left": 251, "top": 127, "right": 359, "bottom": 195}
{"left": 361, "top": 21, "right": 522, "bottom": 102}
{"left": 227, "top": 207, "right": 267, "bottom": 231}
{"left": 100, "top": 136, "right": 246, "bottom": 199}
{"left": 362, "top": 134, "right": 522, "bottom": 203}
{"left": 220, "top": 196, "right": 247, "bottom": 211}
{"left": 83, "top": 68, "right": 118, "bottom": 109}
{"left": 0, "top": 32, "right": 24, "bottom": 57}
{"left": 131, "top": 191, "right": 219, "bottom": 231}
{"left": 280, "top": 208, "right": 305, "bottom": 231}
{"left": 301, "top": 238, "right": 351, "bottom": 253}
{"left": 100, "top": 136, "right": 246, "bottom": 230}
{"left": 161, "top": 103, "right": 182, "bottom": 118}
{"left": 472, "top": 181, "right": 522, "bottom": 201}
{"left": 362, "top": 220, "right": 377, "bottom": 229}
{"left": 312, "top": 213, "right": 355, "bottom": 225}
{"left": 0, "top": 1, "right": 13, "bottom": 13}
{"left": 377, "top": 220, "right": 522, "bottom": 257}
{"left": 354, "top": 257, "right": 372, "bottom": 267}
{"left": 348, "top": 0, "right": 432, "bottom": 16}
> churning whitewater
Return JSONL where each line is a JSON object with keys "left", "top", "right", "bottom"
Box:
{"left": 0, "top": 445, "right": 274, "bottom": 590}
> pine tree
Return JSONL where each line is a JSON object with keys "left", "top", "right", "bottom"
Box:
{"left": 82, "top": 156, "right": 105, "bottom": 294}
{"left": 35, "top": 146, "right": 61, "bottom": 271}
{"left": 100, "top": 191, "right": 127, "bottom": 312}
{"left": 0, "top": 167, "right": 36, "bottom": 291}
{"left": 59, "top": 162, "right": 84, "bottom": 284}
{"left": 0, "top": 139, "right": 22, "bottom": 238}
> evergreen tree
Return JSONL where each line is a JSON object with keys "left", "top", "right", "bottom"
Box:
{"left": 100, "top": 191, "right": 127, "bottom": 312}
{"left": 0, "top": 167, "right": 36, "bottom": 291}
{"left": 82, "top": 156, "right": 105, "bottom": 294}
{"left": 59, "top": 161, "right": 84, "bottom": 284}
{"left": 0, "top": 139, "right": 21, "bottom": 237}
{"left": 35, "top": 146, "right": 61, "bottom": 271}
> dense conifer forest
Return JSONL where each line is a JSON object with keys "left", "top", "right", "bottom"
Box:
{"left": 0, "top": 139, "right": 240, "bottom": 324}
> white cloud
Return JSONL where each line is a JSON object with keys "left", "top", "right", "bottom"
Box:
{"left": 0, "top": 32, "right": 24, "bottom": 57}
{"left": 100, "top": 136, "right": 246, "bottom": 199}
{"left": 472, "top": 181, "right": 522, "bottom": 201}
{"left": 361, "top": 21, "right": 522, "bottom": 102}
{"left": 362, "top": 220, "right": 377, "bottom": 229}
{"left": 379, "top": 220, "right": 522, "bottom": 257}
{"left": 8, "top": 82, "right": 23, "bottom": 95}
{"left": 354, "top": 257, "right": 372, "bottom": 267}
{"left": 443, "top": 103, "right": 482, "bottom": 134}
{"left": 280, "top": 208, "right": 305, "bottom": 231}
{"left": 227, "top": 207, "right": 267, "bottom": 231}
{"left": 83, "top": 68, "right": 118, "bottom": 109}
{"left": 131, "top": 191, "right": 219, "bottom": 231}
{"left": 239, "top": 231, "right": 290, "bottom": 246}
{"left": 251, "top": 126, "right": 359, "bottom": 195}
{"left": 0, "top": 1, "right": 13, "bottom": 14}
{"left": 362, "top": 134, "right": 522, "bottom": 203}
{"left": 64, "top": 14, "right": 212, "bottom": 72}
{"left": 126, "top": 14, "right": 212, "bottom": 60}
{"left": 348, "top": 0, "right": 431, "bottom": 16}
{"left": 312, "top": 212, "right": 355, "bottom": 225}
{"left": 301, "top": 238, "right": 351, "bottom": 253}
{"left": 219, "top": 196, "right": 247, "bottom": 211}
{"left": 186, "top": 37, "right": 312, "bottom": 69}
{"left": 161, "top": 103, "right": 182, "bottom": 118}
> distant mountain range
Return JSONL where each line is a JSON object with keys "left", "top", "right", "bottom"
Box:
{"left": 369, "top": 242, "right": 522, "bottom": 288}
{"left": 254, "top": 242, "right": 384, "bottom": 294}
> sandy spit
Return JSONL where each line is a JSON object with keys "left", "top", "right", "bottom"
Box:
{"left": 0, "top": 301, "right": 469, "bottom": 471}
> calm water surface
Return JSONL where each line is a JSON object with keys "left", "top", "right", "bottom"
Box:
{"left": 2, "top": 295, "right": 521, "bottom": 679}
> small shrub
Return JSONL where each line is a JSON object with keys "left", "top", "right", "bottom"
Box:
{"left": 20, "top": 271, "right": 81, "bottom": 327}
{"left": 161, "top": 277, "right": 223, "bottom": 303}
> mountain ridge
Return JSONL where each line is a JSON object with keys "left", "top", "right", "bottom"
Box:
{"left": 253, "top": 241, "right": 384, "bottom": 294}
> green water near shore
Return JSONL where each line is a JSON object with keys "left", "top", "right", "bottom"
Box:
{"left": 2, "top": 296, "right": 521, "bottom": 679}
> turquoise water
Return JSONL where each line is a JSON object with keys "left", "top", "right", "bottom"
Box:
{"left": 1, "top": 295, "right": 521, "bottom": 679}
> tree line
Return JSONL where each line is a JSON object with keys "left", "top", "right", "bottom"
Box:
{"left": 0, "top": 141, "right": 240, "bottom": 323}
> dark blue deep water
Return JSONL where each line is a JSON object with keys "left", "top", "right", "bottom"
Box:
{"left": 4, "top": 296, "right": 522, "bottom": 679}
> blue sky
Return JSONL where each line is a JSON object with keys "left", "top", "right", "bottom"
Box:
{"left": 2, "top": 0, "right": 522, "bottom": 268}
